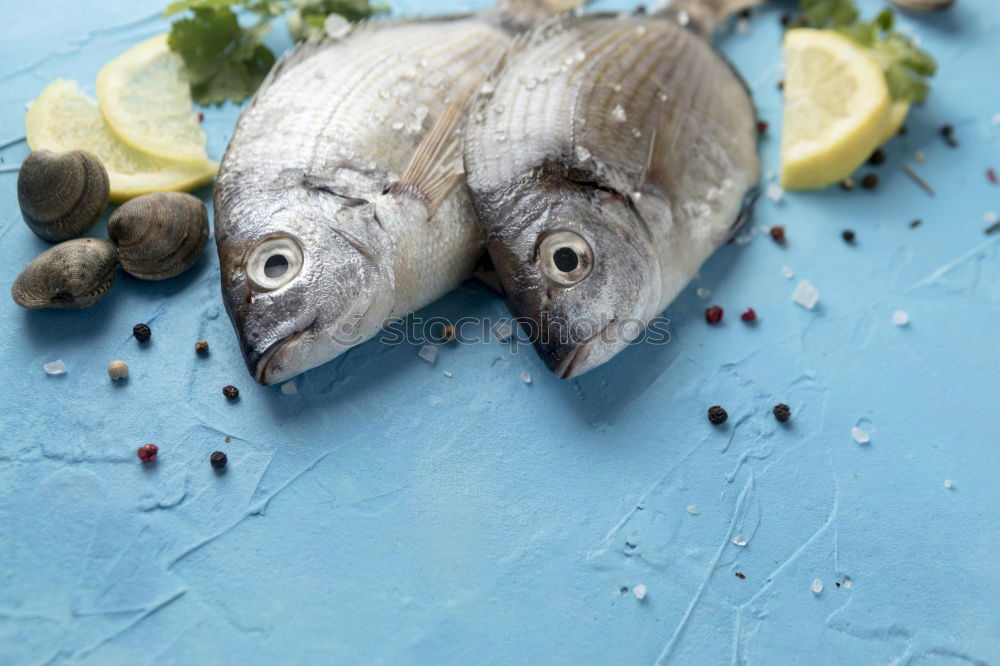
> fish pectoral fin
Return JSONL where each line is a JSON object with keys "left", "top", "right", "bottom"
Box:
{"left": 725, "top": 183, "right": 760, "bottom": 240}
{"left": 388, "top": 85, "right": 476, "bottom": 218}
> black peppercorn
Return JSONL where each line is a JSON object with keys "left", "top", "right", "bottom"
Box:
{"left": 133, "top": 323, "right": 151, "bottom": 342}
{"left": 773, "top": 403, "right": 791, "bottom": 422}
{"left": 707, "top": 406, "right": 728, "bottom": 425}
{"left": 910, "top": 219, "right": 922, "bottom": 229}
{"left": 210, "top": 451, "right": 227, "bottom": 469}
{"left": 195, "top": 339, "right": 209, "bottom": 354}
{"left": 779, "top": 11, "right": 791, "bottom": 26}
{"left": 222, "top": 385, "right": 239, "bottom": 400}
{"left": 842, "top": 230, "right": 856, "bottom": 242}
{"left": 861, "top": 173, "right": 879, "bottom": 189}
{"left": 939, "top": 124, "right": 958, "bottom": 147}
{"left": 867, "top": 149, "right": 886, "bottom": 166}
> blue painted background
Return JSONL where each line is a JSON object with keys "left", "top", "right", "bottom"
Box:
{"left": 2, "top": 1, "right": 999, "bottom": 663}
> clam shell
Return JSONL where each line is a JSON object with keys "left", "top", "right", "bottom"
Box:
{"left": 17, "top": 150, "right": 110, "bottom": 242}
{"left": 11, "top": 238, "right": 117, "bottom": 309}
{"left": 107, "top": 192, "right": 208, "bottom": 280}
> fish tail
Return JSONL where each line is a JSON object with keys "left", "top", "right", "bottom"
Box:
{"left": 658, "top": 0, "right": 763, "bottom": 35}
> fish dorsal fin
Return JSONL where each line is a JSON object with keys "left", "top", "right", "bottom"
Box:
{"left": 388, "top": 85, "right": 476, "bottom": 217}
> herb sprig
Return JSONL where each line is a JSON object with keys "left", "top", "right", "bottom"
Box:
{"left": 800, "top": 0, "right": 936, "bottom": 103}
{"left": 165, "top": 0, "right": 387, "bottom": 106}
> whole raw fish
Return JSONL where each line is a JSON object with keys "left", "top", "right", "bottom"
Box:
{"left": 463, "top": 1, "right": 761, "bottom": 378}
{"left": 215, "top": 4, "right": 568, "bottom": 385}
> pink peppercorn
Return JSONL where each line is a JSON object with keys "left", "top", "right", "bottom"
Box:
{"left": 705, "top": 306, "right": 723, "bottom": 325}
{"left": 137, "top": 444, "right": 158, "bottom": 463}
{"left": 740, "top": 308, "right": 757, "bottom": 322}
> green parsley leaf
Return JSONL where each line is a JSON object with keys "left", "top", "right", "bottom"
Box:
{"left": 165, "top": 0, "right": 387, "bottom": 104}
{"left": 167, "top": 7, "right": 275, "bottom": 105}
{"left": 798, "top": 0, "right": 936, "bottom": 103}
{"left": 164, "top": 0, "right": 240, "bottom": 18}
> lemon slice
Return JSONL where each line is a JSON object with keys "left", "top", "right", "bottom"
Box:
{"left": 878, "top": 100, "right": 910, "bottom": 145}
{"left": 26, "top": 80, "right": 217, "bottom": 203}
{"left": 96, "top": 34, "right": 208, "bottom": 164}
{"left": 780, "top": 29, "right": 892, "bottom": 191}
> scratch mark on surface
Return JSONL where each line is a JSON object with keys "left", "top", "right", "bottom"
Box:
{"left": 905, "top": 234, "right": 999, "bottom": 292}
{"left": 168, "top": 450, "right": 332, "bottom": 569}
{"left": 75, "top": 588, "right": 187, "bottom": 658}
{"left": 0, "top": 134, "right": 26, "bottom": 150}
{"left": 0, "top": 13, "right": 161, "bottom": 83}
{"left": 656, "top": 473, "right": 754, "bottom": 665}
{"left": 587, "top": 436, "right": 710, "bottom": 559}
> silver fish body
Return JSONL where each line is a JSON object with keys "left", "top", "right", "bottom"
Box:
{"left": 463, "top": 13, "right": 760, "bottom": 378}
{"left": 215, "top": 18, "right": 513, "bottom": 384}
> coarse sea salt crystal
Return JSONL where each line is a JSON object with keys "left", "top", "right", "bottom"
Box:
{"left": 687, "top": 505, "right": 700, "bottom": 515}
{"left": 492, "top": 319, "right": 513, "bottom": 343}
{"left": 633, "top": 584, "right": 647, "bottom": 600}
{"left": 892, "top": 310, "right": 910, "bottom": 326}
{"left": 843, "top": 577, "right": 853, "bottom": 588}
{"left": 735, "top": 227, "right": 756, "bottom": 245}
{"left": 611, "top": 105, "right": 627, "bottom": 123}
{"left": 696, "top": 287, "right": 711, "bottom": 300}
{"left": 418, "top": 345, "right": 438, "bottom": 364}
{"left": 324, "top": 14, "right": 351, "bottom": 39}
{"left": 851, "top": 426, "right": 870, "bottom": 444}
{"left": 984, "top": 211, "right": 999, "bottom": 224}
{"left": 944, "top": 479, "right": 953, "bottom": 489}
{"left": 43, "top": 360, "right": 67, "bottom": 375}
{"left": 280, "top": 381, "right": 298, "bottom": 395}
{"left": 520, "top": 371, "right": 532, "bottom": 385}
{"left": 765, "top": 184, "right": 784, "bottom": 202}
{"left": 792, "top": 280, "right": 819, "bottom": 309}
{"left": 443, "top": 371, "right": 453, "bottom": 378}
{"left": 782, "top": 265, "right": 795, "bottom": 280}
{"left": 811, "top": 578, "right": 823, "bottom": 594}
{"left": 732, "top": 534, "right": 748, "bottom": 547}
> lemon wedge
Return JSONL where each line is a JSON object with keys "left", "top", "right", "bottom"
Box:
{"left": 26, "top": 80, "right": 217, "bottom": 203}
{"left": 878, "top": 100, "right": 910, "bottom": 145}
{"left": 96, "top": 33, "right": 208, "bottom": 164}
{"left": 780, "top": 29, "right": 892, "bottom": 191}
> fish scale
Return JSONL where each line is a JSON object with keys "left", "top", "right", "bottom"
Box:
{"left": 215, "top": 16, "right": 516, "bottom": 384}
{"left": 464, "top": 9, "right": 760, "bottom": 378}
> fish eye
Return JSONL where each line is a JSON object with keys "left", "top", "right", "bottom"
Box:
{"left": 247, "top": 237, "right": 304, "bottom": 291}
{"left": 539, "top": 230, "right": 593, "bottom": 286}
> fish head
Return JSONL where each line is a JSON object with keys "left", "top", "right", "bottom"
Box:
{"left": 216, "top": 183, "right": 393, "bottom": 385}
{"left": 486, "top": 183, "right": 660, "bottom": 378}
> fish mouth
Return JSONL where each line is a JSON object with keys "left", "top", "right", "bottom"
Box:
{"left": 550, "top": 319, "right": 614, "bottom": 379}
{"left": 254, "top": 320, "right": 317, "bottom": 386}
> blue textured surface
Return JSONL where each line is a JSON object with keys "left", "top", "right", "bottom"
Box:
{"left": 2, "top": 1, "right": 999, "bottom": 663}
